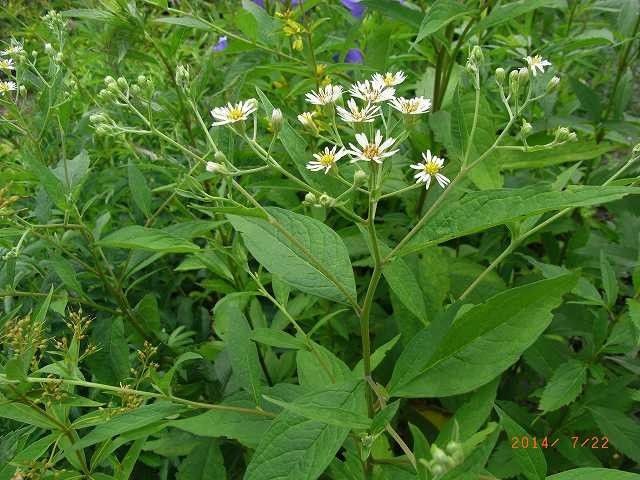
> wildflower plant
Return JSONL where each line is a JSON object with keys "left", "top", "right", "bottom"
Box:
{"left": 1, "top": 2, "right": 640, "bottom": 480}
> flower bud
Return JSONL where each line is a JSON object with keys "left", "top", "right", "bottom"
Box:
{"left": 509, "top": 70, "right": 519, "bottom": 96}
{"left": 471, "top": 45, "right": 483, "bottom": 64}
{"left": 44, "top": 43, "right": 54, "bottom": 55}
{"left": 175, "top": 64, "right": 190, "bottom": 89}
{"left": 495, "top": 67, "right": 505, "bottom": 85}
{"left": 633, "top": 143, "right": 640, "bottom": 154}
{"left": 303, "top": 192, "right": 317, "bottom": 205}
{"left": 116, "top": 76, "right": 128, "bottom": 89}
{"left": 130, "top": 84, "right": 141, "bottom": 95}
{"left": 546, "top": 75, "right": 560, "bottom": 93}
{"left": 137, "top": 75, "right": 147, "bottom": 85}
{"left": 431, "top": 464, "right": 446, "bottom": 477}
{"left": 568, "top": 131, "right": 577, "bottom": 142}
{"left": 214, "top": 150, "right": 228, "bottom": 163}
{"left": 518, "top": 67, "right": 529, "bottom": 84}
{"left": 520, "top": 121, "right": 533, "bottom": 138}
{"left": 18, "top": 85, "right": 26, "bottom": 95}
{"left": 104, "top": 76, "right": 115, "bottom": 86}
{"left": 292, "top": 36, "right": 304, "bottom": 52}
{"left": 555, "top": 126, "right": 571, "bottom": 142}
{"left": 353, "top": 169, "right": 367, "bottom": 186}
{"left": 430, "top": 445, "right": 448, "bottom": 464}
{"left": 271, "top": 108, "right": 283, "bottom": 132}
{"left": 205, "top": 161, "right": 226, "bottom": 173}
{"left": 319, "top": 194, "right": 335, "bottom": 208}
{"left": 54, "top": 52, "right": 63, "bottom": 63}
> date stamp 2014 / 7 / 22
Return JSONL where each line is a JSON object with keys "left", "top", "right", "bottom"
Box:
{"left": 511, "top": 436, "right": 609, "bottom": 449}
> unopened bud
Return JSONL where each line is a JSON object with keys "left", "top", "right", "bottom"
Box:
{"left": 205, "top": 162, "right": 226, "bottom": 174}
{"left": 318, "top": 193, "right": 335, "bottom": 208}
{"left": 271, "top": 108, "right": 283, "bottom": 132}
{"left": 520, "top": 121, "right": 533, "bottom": 138}
{"left": 509, "top": 70, "right": 519, "bottom": 96}
{"left": 546, "top": 75, "right": 560, "bottom": 93}
{"left": 568, "top": 132, "right": 577, "bottom": 142}
{"left": 303, "top": 192, "right": 317, "bottom": 205}
{"left": 431, "top": 464, "right": 446, "bottom": 476}
{"left": 518, "top": 67, "right": 529, "bottom": 83}
{"left": 633, "top": 143, "right": 640, "bottom": 154}
{"left": 471, "top": 45, "right": 483, "bottom": 64}
{"left": 495, "top": 67, "right": 505, "bottom": 85}
{"left": 137, "top": 75, "right": 147, "bottom": 85}
{"left": 130, "top": 84, "right": 141, "bottom": 95}
{"left": 431, "top": 445, "right": 448, "bottom": 464}
{"left": 214, "top": 150, "right": 227, "bottom": 163}
{"left": 116, "top": 77, "right": 128, "bottom": 89}
{"left": 18, "top": 85, "right": 26, "bottom": 95}
{"left": 555, "top": 126, "right": 571, "bottom": 142}
{"left": 175, "top": 64, "right": 190, "bottom": 88}
{"left": 292, "top": 36, "right": 303, "bottom": 52}
{"left": 353, "top": 169, "right": 367, "bottom": 186}
{"left": 104, "top": 76, "right": 115, "bottom": 86}
{"left": 44, "top": 43, "right": 54, "bottom": 55}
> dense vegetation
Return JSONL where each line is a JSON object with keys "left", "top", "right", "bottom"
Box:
{"left": 1, "top": 0, "right": 640, "bottom": 479}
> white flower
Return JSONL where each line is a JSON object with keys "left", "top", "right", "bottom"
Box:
{"left": 305, "top": 84, "right": 343, "bottom": 105}
{"left": 306, "top": 145, "right": 348, "bottom": 174}
{"left": 0, "top": 80, "right": 17, "bottom": 96}
{"left": 348, "top": 80, "right": 396, "bottom": 103}
{"left": 410, "top": 151, "right": 450, "bottom": 190}
{"left": 348, "top": 130, "right": 398, "bottom": 164}
{"left": 524, "top": 55, "right": 551, "bottom": 76}
{"left": 372, "top": 71, "right": 406, "bottom": 88}
{"left": 1, "top": 43, "right": 23, "bottom": 57}
{"left": 336, "top": 98, "right": 381, "bottom": 123}
{"left": 389, "top": 96, "right": 432, "bottom": 115}
{"left": 210, "top": 100, "right": 257, "bottom": 126}
{"left": 0, "top": 58, "right": 15, "bottom": 71}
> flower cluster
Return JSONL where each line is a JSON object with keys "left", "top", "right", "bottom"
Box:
{"left": 0, "top": 40, "right": 20, "bottom": 98}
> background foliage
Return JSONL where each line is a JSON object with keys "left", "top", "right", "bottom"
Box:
{"left": 1, "top": 0, "right": 640, "bottom": 479}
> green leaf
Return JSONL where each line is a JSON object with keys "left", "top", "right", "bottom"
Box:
{"left": 570, "top": 77, "right": 603, "bottom": 124}
{"left": 546, "top": 468, "right": 640, "bottom": 480}
{"left": 589, "top": 406, "right": 640, "bottom": 463}
{"left": 171, "top": 394, "right": 272, "bottom": 448}
{"left": 154, "top": 352, "right": 202, "bottom": 396}
{"left": 24, "top": 155, "right": 67, "bottom": 210}
{"left": 244, "top": 386, "right": 355, "bottom": 480}
{"left": 383, "top": 255, "right": 427, "bottom": 322}
{"left": 177, "top": 441, "right": 227, "bottom": 480}
{"left": 128, "top": 161, "right": 152, "bottom": 217}
{"left": 153, "top": 16, "right": 212, "bottom": 30}
{"left": 50, "top": 256, "right": 83, "bottom": 295}
{"left": 400, "top": 186, "right": 640, "bottom": 256}
{"left": 539, "top": 360, "right": 587, "bottom": 412}
{"left": 473, "top": 0, "right": 558, "bottom": 31}
{"left": 226, "top": 305, "right": 264, "bottom": 404}
{"left": 227, "top": 207, "right": 356, "bottom": 304}
{"left": 360, "top": 0, "right": 421, "bottom": 28}
{"left": 498, "top": 142, "right": 615, "bottom": 170}
{"left": 88, "top": 317, "right": 130, "bottom": 384}
{"left": 73, "top": 402, "right": 184, "bottom": 450}
{"left": 415, "top": 0, "right": 473, "bottom": 43}
{"left": 0, "top": 403, "right": 60, "bottom": 429}
{"left": 600, "top": 252, "right": 619, "bottom": 308}
{"left": 297, "top": 343, "right": 353, "bottom": 387}
{"left": 496, "top": 407, "right": 547, "bottom": 480}
{"left": 389, "top": 274, "right": 578, "bottom": 397}
{"left": 98, "top": 226, "right": 200, "bottom": 253}
{"left": 263, "top": 381, "right": 370, "bottom": 430}
{"left": 53, "top": 150, "right": 90, "bottom": 192}
{"left": 251, "top": 328, "right": 307, "bottom": 350}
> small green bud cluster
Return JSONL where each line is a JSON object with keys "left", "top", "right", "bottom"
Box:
{"left": 42, "top": 10, "right": 67, "bottom": 33}
{"left": 554, "top": 126, "right": 577, "bottom": 143}
{"left": 175, "top": 64, "right": 190, "bottom": 90}
{"left": 466, "top": 46, "right": 483, "bottom": 88}
{"left": 302, "top": 192, "right": 336, "bottom": 208}
{"left": 89, "top": 112, "right": 117, "bottom": 136}
{"left": 422, "top": 442, "right": 464, "bottom": 479}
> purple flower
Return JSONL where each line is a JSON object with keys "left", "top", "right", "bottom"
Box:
{"left": 212, "top": 36, "right": 228, "bottom": 52}
{"left": 345, "top": 48, "right": 364, "bottom": 64}
{"left": 341, "top": 0, "right": 365, "bottom": 18}
{"left": 251, "top": 0, "right": 265, "bottom": 6}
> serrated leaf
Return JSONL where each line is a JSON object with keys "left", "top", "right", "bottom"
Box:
{"left": 589, "top": 406, "right": 640, "bottom": 463}
{"left": 98, "top": 226, "right": 200, "bottom": 253}
{"left": 227, "top": 207, "right": 356, "bottom": 304}
{"left": 389, "top": 274, "right": 578, "bottom": 397}
{"left": 496, "top": 407, "right": 547, "bottom": 480}
{"left": 539, "top": 360, "right": 587, "bottom": 412}
{"left": 244, "top": 385, "right": 356, "bottom": 480}
{"left": 401, "top": 186, "right": 640, "bottom": 256}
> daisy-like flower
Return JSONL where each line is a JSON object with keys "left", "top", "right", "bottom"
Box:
{"left": 306, "top": 145, "right": 348, "bottom": 174}
{"left": 410, "top": 151, "right": 450, "bottom": 190}
{"left": 0, "top": 80, "right": 17, "bottom": 96}
{"left": 336, "top": 98, "right": 380, "bottom": 123}
{"left": 210, "top": 100, "right": 257, "bottom": 126}
{"left": 524, "top": 55, "right": 551, "bottom": 76}
{"left": 0, "top": 58, "right": 15, "bottom": 71}
{"left": 389, "top": 96, "right": 431, "bottom": 115}
{"left": 348, "top": 80, "right": 395, "bottom": 103}
{"left": 1, "top": 43, "right": 23, "bottom": 57}
{"left": 297, "top": 111, "right": 317, "bottom": 129}
{"left": 348, "top": 130, "right": 398, "bottom": 164}
{"left": 305, "top": 84, "right": 343, "bottom": 105}
{"left": 372, "top": 71, "right": 406, "bottom": 88}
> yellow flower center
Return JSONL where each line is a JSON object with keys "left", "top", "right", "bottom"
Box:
{"left": 0, "top": 83, "right": 10, "bottom": 93}
{"left": 228, "top": 107, "right": 244, "bottom": 121}
{"left": 319, "top": 154, "right": 335, "bottom": 166}
{"left": 362, "top": 145, "right": 380, "bottom": 159}
{"left": 424, "top": 162, "right": 440, "bottom": 175}
{"left": 0, "top": 60, "right": 11, "bottom": 69}
{"left": 384, "top": 74, "right": 394, "bottom": 86}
